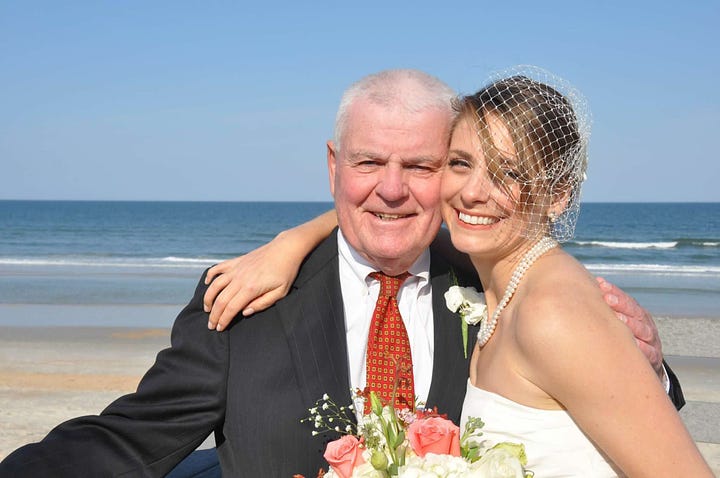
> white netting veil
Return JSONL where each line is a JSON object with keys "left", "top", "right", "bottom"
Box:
{"left": 455, "top": 66, "right": 591, "bottom": 242}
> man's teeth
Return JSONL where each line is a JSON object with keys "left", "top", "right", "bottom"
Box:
{"left": 458, "top": 212, "right": 498, "bottom": 225}
{"left": 375, "top": 213, "right": 405, "bottom": 220}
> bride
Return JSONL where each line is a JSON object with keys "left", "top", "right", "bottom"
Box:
{"left": 437, "top": 74, "right": 708, "bottom": 476}
{"left": 201, "top": 72, "right": 711, "bottom": 476}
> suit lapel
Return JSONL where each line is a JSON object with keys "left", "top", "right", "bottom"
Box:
{"left": 426, "top": 251, "right": 479, "bottom": 423}
{"left": 277, "top": 231, "right": 353, "bottom": 411}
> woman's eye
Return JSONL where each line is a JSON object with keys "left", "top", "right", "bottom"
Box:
{"left": 503, "top": 169, "right": 521, "bottom": 180}
{"left": 448, "top": 158, "right": 470, "bottom": 169}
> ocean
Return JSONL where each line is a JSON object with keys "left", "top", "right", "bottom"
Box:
{"left": 0, "top": 200, "right": 717, "bottom": 326}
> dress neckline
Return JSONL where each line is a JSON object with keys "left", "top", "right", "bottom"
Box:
{"left": 466, "top": 379, "right": 567, "bottom": 414}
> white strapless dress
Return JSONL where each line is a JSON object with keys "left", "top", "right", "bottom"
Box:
{"left": 461, "top": 380, "right": 624, "bottom": 477}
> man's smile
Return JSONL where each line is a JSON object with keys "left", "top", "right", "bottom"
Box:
{"left": 372, "top": 212, "right": 415, "bottom": 221}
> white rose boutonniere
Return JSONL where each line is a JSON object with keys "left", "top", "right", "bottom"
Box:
{"left": 444, "top": 285, "right": 487, "bottom": 358}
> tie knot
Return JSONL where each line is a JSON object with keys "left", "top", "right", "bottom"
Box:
{"left": 370, "top": 271, "right": 411, "bottom": 298}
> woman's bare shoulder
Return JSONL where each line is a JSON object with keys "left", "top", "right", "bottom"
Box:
{"left": 512, "top": 251, "right": 625, "bottom": 364}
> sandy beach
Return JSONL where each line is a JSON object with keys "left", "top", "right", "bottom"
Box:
{"left": 1, "top": 315, "right": 719, "bottom": 474}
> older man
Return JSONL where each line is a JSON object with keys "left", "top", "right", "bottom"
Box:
{"left": 0, "top": 70, "right": 682, "bottom": 477}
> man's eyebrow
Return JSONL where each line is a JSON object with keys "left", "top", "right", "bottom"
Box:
{"left": 347, "top": 150, "right": 386, "bottom": 161}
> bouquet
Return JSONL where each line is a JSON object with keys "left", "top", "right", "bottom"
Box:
{"left": 297, "top": 391, "right": 532, "bottom": 478}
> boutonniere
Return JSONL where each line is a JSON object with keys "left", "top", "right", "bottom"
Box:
{"left": 444, "top": 285, "right": 487, "bottom": 359}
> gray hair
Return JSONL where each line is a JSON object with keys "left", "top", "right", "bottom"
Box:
{"left": 333, "top": 69, "right": 456, "bottom": 150}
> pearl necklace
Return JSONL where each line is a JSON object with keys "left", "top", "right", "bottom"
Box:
{"left": 477, "top": 236, "right": 558, "bottom": 347}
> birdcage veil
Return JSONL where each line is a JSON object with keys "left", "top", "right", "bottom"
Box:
{"left": 455, "top": 66, "right": 591, "bottom": 242}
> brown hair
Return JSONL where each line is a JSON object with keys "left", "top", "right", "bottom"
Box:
{"left": 453, "top": 75, "right": 584, "bottom": 212}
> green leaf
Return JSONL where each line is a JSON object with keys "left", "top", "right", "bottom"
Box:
{"left": 395, "top": 430, "right": 405, "bottom": 448}
{"left": 387, "top": 426, "right": 398, "bottom": 447}
{"left": 370, "top": 392, "right": 383, "bottom": 416}
{"left": 462, "top": 318, "right": 469, "bottom": 359}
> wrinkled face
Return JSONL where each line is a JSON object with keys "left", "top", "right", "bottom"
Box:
{"left": 328, "top": 99, "right": 450, "bottom": 274}
{"left": 441, "top": 115, "right": 535, "bottom": 259}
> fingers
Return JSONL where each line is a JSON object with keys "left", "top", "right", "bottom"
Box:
{"left": 609, "top": 285, "right": 655, "bottom": 344}
{"left": 203, "top": 272, "right": 230, "bottom": 313}
{"left": 207, "top": 286, "right": 229, "bottom": 330}
{"left": 213, "top": 290, "right": 249, "bottom": 332}
{"left": 634, "top": 339, "right": 663, "bottom": 375}
{"left": 208, "top": 281, "right": 249, "bottom": 331}
{"left": 214, "top": 287, "right": 289, "bottom": 331}
{"left": 204, "top": 263, "right": 227, "bottom": 285}
{"left": 243, "top": 288, "right": 288, "bottom": 316}
{"left": 208, "top": 281, "right": 270, "bottom": 331}
{"left": 624, "top": 312, "right": 664, "bottom": 372}
{"left": 597, "top": 277, "right": 643, "bottom": 319}
{"left": 619, "top": 311, "right": 654, "bottom": 343}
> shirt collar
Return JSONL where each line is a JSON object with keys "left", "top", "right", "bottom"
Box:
{"left": 337, "top": 229, "right": 430, "bottom": 290}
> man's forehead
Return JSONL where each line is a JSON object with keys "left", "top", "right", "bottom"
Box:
{"left": 349, "top": 98, "right": 451, "bottom": 125}
{"left": 345, "top": 108, "right": 450, "bottom": 143}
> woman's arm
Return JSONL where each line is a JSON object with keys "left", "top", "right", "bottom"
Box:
{"left": 516, "top": 266, "right": 711, "bottom": 476}
{"left": 203, "top": 210, "right": 337, "bottom": 331}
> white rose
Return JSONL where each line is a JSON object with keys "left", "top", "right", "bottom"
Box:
{"left": 462, "top": 303, "right": 487, "bottom": 326}
{"left": 444, "top": 286, "right": 465, "bottom": 312}
{"left": 458, "top": 286, "right": 484, "bottom": 305}
{"left": 471, "top": 448, "right": 525, "bottom": 478}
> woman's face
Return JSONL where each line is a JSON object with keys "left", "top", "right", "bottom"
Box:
{"left": 440, "top": 114, "right": 539, "bottom": 259}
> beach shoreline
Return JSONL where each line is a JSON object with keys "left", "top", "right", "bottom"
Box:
{"left": 1, "top": 316, "right": 719, "bottom": 473}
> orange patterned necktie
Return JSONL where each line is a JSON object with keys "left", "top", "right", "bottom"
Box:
{"left": 365, "top": 271, "right": 414, "bottom": 412}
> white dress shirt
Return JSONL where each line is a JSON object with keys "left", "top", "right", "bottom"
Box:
{"left": 337, "top": 231, "right": 435, "bottom": 404}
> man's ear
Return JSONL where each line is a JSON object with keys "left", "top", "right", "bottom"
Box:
{"left": 327, "top": 140, "right": 337, "bottom": 197}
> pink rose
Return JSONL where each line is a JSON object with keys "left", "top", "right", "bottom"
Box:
{"left": 323, "top": 435, "right": 365, "bottom": 478}
{"left": 407, "top": 416, "right": 461, "bottom": 457}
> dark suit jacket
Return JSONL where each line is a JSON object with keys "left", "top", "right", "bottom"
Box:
{"left": 1, "top": 231, "right": 477, "bottom": 477}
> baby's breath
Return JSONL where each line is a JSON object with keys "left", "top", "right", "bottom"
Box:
{"left": 301, "top": 393, "right": 357, "bottom": 437}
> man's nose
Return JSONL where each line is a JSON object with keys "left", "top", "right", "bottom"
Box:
{"left": 375, "top": 163, "right": 408, "bottom": 202}
{"left": 375, "top": 162, "right": 408, "bottom": 202}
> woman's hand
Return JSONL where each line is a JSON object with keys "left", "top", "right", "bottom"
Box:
{"left": 203, "top": 210, "right": 338, "bottom": 331}
{"left": 203, "top": 238, "right": 300, "bottom": 331}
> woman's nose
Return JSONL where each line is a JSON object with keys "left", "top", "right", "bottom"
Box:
{"left": 461, "top": 169, "right": 493, "bottom": 204}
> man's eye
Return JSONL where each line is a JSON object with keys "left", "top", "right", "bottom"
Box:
{"left": 407, "top": 164, "right": 432, "bottom": 171}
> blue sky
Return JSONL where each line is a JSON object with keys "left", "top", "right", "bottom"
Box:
{"left": 1, "top": 1, "right": 718, "bottom": 202}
